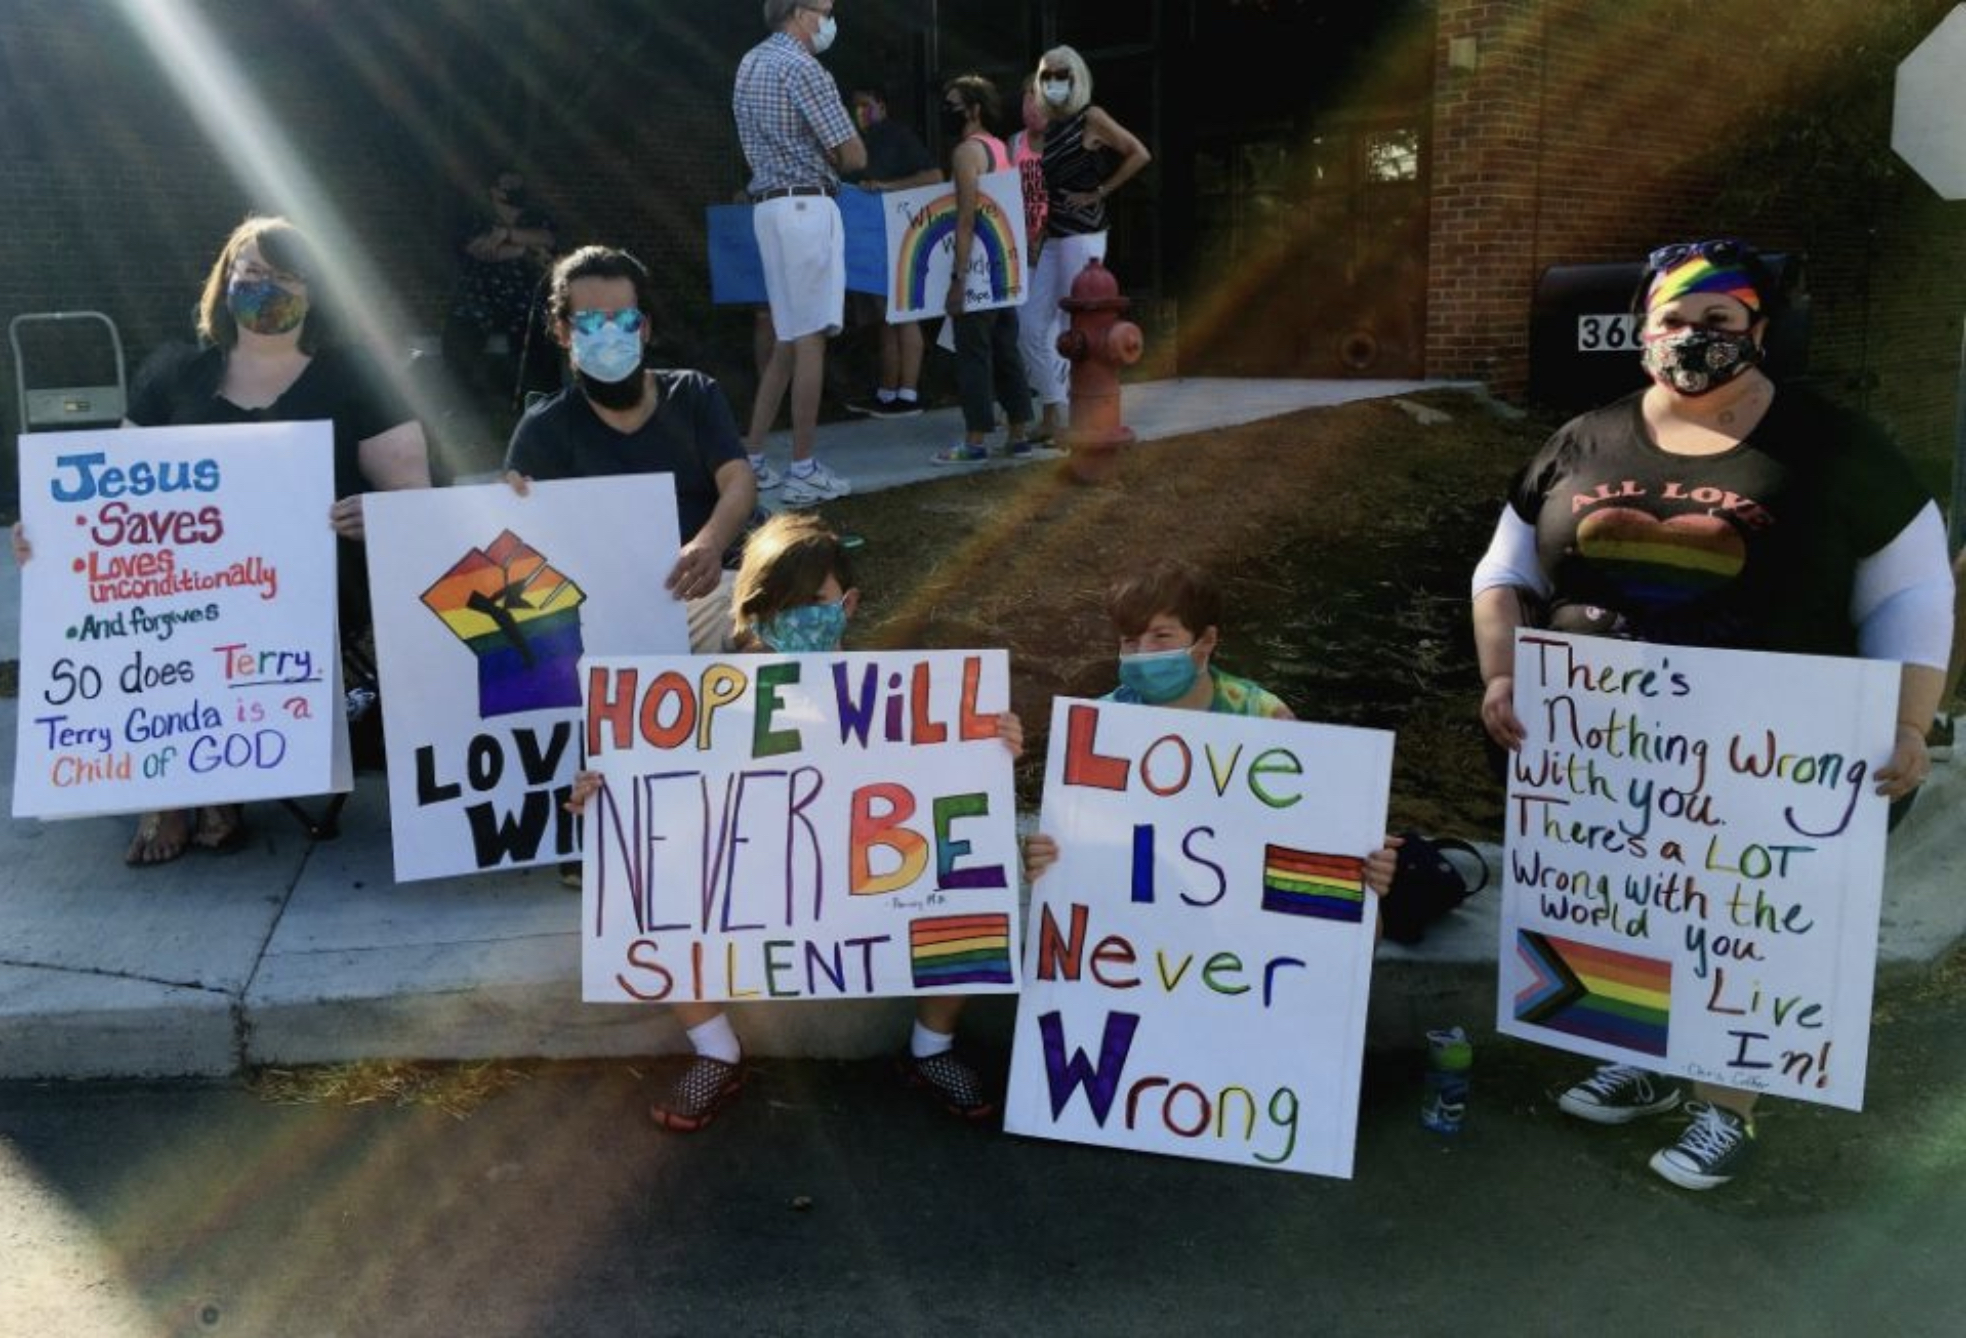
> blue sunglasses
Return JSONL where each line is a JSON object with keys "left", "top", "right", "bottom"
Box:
{"left": 569, "top": 307, "right": 645, "bottom": 335}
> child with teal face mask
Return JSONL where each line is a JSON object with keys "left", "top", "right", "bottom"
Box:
{"left": 567, "top": 512, "right": 1025, "bottom": 1132}
{"left": 1025, "top": 558, "right": 1402, "bottom": 904}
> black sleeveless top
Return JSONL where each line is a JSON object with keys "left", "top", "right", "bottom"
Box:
{"left": 1041, "top": 110, "right": 1107, "bottom": 237}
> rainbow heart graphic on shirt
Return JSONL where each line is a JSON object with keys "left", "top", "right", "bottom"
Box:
{"left": 1575, "top": 507, "right": 1745, "bottom": 605}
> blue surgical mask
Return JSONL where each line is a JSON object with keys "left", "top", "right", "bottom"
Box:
{"left": 811, "top": 14, "right": 838, "bottom": 53}
{"left": 570, "top": 323, "right": 643, "bottom": 384}
{"left": 1041, "top": 79, "right": 1071, "bottom": 107}
{"left": 1117, "top": 646, "right": 1200, "bottom": 704}
{"left": 757, "top": 599, "right": 848, "bottom": 653}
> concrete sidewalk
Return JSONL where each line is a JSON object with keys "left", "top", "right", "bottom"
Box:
{"left": 4, "top": 378, "right": 1962, "bottom": 1080}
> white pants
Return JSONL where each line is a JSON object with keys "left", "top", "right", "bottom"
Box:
{"left": 1017, "top": 229, "right": 1108, "bottom": 408}
{"left": 754, "top": 195, "right": 845, "bottom": 341}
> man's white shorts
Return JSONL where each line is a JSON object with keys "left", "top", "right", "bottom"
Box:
{"left": 754, "top": 194, "right": 845, "bottom": 341}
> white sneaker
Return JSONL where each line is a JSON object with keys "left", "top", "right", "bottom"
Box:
{"left": 749, "top": 455, "right": 781, "bottom": 490}
{"left": 781, "top": 461, "right": 851, "bottom": 506}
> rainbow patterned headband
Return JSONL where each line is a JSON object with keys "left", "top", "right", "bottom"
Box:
{"left": 1645, "top": 255, "right": 1761, "bottom": 315}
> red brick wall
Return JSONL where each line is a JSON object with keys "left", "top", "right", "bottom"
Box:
{"left": 1427, "top": 0, "right": 1966, "bottom": 480}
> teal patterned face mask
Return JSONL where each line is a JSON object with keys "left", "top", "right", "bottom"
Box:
{"left": 757, "top": 599, "right": 848, "bottom": 653}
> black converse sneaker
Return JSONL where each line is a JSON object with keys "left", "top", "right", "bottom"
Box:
{"left": 1650, "top": 1101, "right": 1756, "bottom": 1190}
{"left": 1556, "top": 1063, "right": 1682, "bottom": 1124}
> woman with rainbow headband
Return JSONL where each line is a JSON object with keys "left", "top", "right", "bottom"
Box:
{"left": 1471, "top": 238, "right": 1954, "bottom": 1190}
{"left": 567, "top": 512, "right": 1025, "bottom": 1132}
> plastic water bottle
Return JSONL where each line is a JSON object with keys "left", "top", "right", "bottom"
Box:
{"left": 1422, "top": 1026, "right": 1473, "bottom": 1133}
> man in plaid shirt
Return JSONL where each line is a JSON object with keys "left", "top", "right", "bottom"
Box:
{"left": 734, "top": 0, "right": 866, "bottom": 508}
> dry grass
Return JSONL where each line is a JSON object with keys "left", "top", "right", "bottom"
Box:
{"left": 245, "top": 1060, "right": 531, "bottom": 1120}
{"left": 822, "top": 387, "right": 1553, "bottom": 837}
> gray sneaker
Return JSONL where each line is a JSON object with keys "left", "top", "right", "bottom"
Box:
{"left": 1649, "top": 1101, "right": 1755, "bottom": 1190}
{"left": 780, "top": 460, "right": 851, "bottom": 506}
{"left": 1556, "top": 1063, "right": 1681, "bottom": 1124}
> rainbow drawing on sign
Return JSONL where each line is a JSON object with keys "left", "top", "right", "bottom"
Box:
{"left": 1261, "top": 845, "right": 1366, "bottom": 923}
{"left": 422, "top": 530, "right": 587, "bottom": 718}
{"left": 909, "top": 913, "right": 1014, "bottom": 988}
{"left": 1514, "top": 930, "right": 1671, "bottom": 1057}
{"left": 893, "top": 192, "right": 1022, "bottom": 312}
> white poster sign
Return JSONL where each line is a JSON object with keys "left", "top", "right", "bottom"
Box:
{"left": 579, "top": 650, "right": 1020, "bottom": 1004}
{"left": 1004, "top": 698, "right": 1394, "bottom": 1178}
{"left": 364, "top": 477, "right": 688, "bottom": 882}
{"left": 882, "top": 168, "right": 1028, "bottom": 322}
{"left": 12, "top": 422, "right": 339, "bottom": 818}
{"left": 1497, "top": 631, "right": 1896, "bottom": 1110}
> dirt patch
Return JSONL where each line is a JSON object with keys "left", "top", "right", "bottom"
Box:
{"left": 819, "top": 388, "right": 1558, "bottom": 839}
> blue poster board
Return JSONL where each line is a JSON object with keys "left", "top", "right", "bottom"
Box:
{"left": 707, "top": 187, "right": 887, "bottom": 305}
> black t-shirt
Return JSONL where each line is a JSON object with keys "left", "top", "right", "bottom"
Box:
{"left": 847, "top": 118, "right": 936, "bottom": 184}
{"left": 125, "top": 341, "right": 413, "bottom": 629}
{"left": 1507, "top": 386, "right": 1932, "bottom": 656}
{"left": 503, "top": 369, "right": 745, "bottom": 545}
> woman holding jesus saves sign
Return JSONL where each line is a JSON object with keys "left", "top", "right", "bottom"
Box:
{"left": 14, "top": 216, "right": 431, "bottom": 864}
{"left": 1471, "top": 238, "right": 1954, "bottom": 1189}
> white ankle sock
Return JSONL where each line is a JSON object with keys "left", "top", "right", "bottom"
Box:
{"left": 910, "top": 1021, "right": 954, "bottom": 1059}
{"left": 876, "top": 387, "right": 897, "bottom": 403}
{"left": 895, "top": 388, "right": 918, "bottom": 404}
{"left": 686, "top": 1013, "right": 741, "bottom": 1064}
{"left": 789, "top": 458, "right": 816, "bottom": 478}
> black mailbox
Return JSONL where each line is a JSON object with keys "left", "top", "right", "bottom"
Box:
{"left": 1528, "top": 255, "right": 1809, "bottom": 411}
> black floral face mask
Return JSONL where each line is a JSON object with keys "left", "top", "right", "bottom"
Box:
{"left": 1640, "top": 326, "right": 1761, "bottom": 396}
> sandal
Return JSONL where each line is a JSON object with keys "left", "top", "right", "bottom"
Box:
{"left": 192, "top": 804, "right": 248, "bottom": 854}
{"left": 125, "top": 809, "right": 194, "bottom": 866}
{"left": 649, "top": 1054, "right": 746, "bottom": 1133}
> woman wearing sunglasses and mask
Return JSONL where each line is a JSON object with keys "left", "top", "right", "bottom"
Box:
{"left": 1016, "top": 44, "right": 1152, "bottom": 447}
{"left": 503, "top": 245, "right": 758, "bottom": 658}
{"left": 1471, "top": 238, "right": 1953, "bottom": 1191}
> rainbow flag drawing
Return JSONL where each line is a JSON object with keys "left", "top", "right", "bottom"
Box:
{"left": 1514, "top": 930, "right": 1671, "bottom": 1057}
{"left": 1261, "top": 845, "right": 1367, "bottom": 924}
{"left": 892, "top": 190, "right": 1023, "bottom": 314}
{"left": 421, "top": 530, "right": 587, "bottom": 718}
{"left": 1575, "top": 508, "right": 1747, "bottom": 606}
{"left": 909, "top": 913, "right": 1014, "bottom": 988}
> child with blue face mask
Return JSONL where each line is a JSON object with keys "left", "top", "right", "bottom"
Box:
{"left": 566, "top": 512, "right": 1025, "bottom": 1132}
{"left": 1025, "top": 558, "right": 1401, "bottom": 904}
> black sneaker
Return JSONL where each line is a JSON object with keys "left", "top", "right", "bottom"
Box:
{"left": 1649, "top": 1101, "right": 1755, "bottom": 1190}
{"left": 870, "top": 397, "right": 923, "bottom": 419}
{"left": 899, "top": 1049, "right": 996, "bottom": 1121}
{"left": 1556, "top": 1063, "right": 1681, "bottom": 1124}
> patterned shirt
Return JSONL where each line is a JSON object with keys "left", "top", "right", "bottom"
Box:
{"left": 1042, "top": 109, "right": 1107, "bottom": 236}
{"left": 733, "top": 32, "right": 856, "bottom": 195}
{"left": 1104, "top": 668, "right": 1294, "bottom": 719}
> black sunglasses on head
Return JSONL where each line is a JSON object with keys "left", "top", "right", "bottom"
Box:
{"left": 1645, "top": 238, "right": 1749, "bottom": 273}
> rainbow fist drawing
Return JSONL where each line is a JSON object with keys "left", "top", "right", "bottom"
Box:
{"left": 421, "top": 530, "right": 587, "bottom": 718}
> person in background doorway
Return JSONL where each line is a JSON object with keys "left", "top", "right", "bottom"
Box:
{"left": 842, "top": 84, "right": 942, "bottom": 418}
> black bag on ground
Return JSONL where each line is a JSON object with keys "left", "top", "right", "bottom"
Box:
{"left": 1380, "top": 832, "right": 1488, "bottom": 945}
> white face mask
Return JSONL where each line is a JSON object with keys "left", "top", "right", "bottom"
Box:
{"left": 811, "top": 14, "right": 837, "bottom": 53}
{"left": 1041, "top": 79, "right": 1071, "bottom": 106}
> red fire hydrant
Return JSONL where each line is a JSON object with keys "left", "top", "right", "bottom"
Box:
{"left": 1056, "top": 258, "right": 1143, "bottom": 483}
